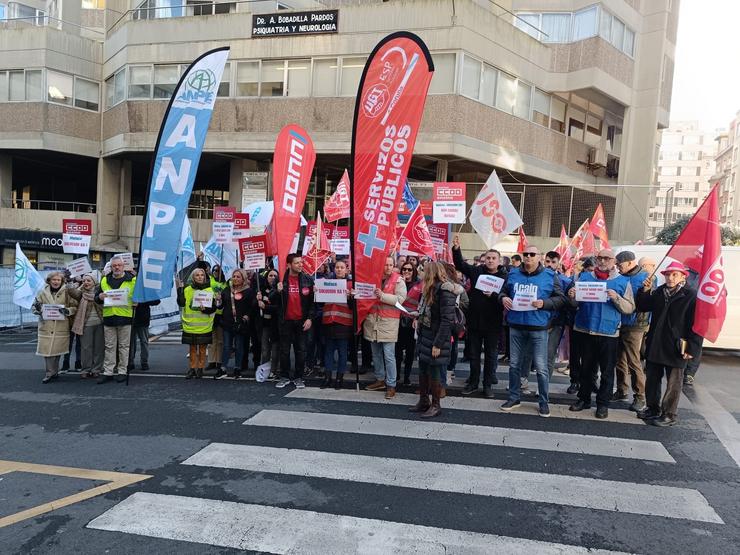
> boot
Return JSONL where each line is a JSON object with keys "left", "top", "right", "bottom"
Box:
{"left": 61, "top": 355, "right": 70, "bottom": 372}
{"left": 185, "top": 368, "right": 196, "bottom": 379}
{"left": 420, "top": 379, "right": 442, "bottom": 418}
{"left": 196, "top": 368, "right": 204, "bottom": 379}
{"left": 320, "top": 374, "right": 334, "bottom": 389}
{"left": 409, "top": 374, "right": 431, "bottom": 413}
{"left": 334, "top": 374, "right": 344, "bottom": 390}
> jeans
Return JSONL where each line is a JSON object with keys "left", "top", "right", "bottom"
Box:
{"left": 577, "top": 333, "right": 619, "bottom": 408}
{"left": 279, "top": 320, "right": 306, "bottom": 381}
{"left": 260, "top": 325, "right": 279, "bottom": 373}
{"left": 221, "top": 327, "right": 245, "bottom": 369}
{"left": 128, "top": 325, "right": 149, "bottom": 367}
{"left": 467, "top": 328, "right": 499, "bottom": 388}
{"left": 324, "top": 337, "right": 349, "bottom": 376}
{"left": 546, "top": 325, "right": 563, "bottom": 378}
{"left": 448, "top": 336, "right": 459, "bottom": 372}
{"left": 508, "top": 327, "right": 549, "bottom": 406}
{"left": 371, "top": 341, "right": 397, "bottom": 388}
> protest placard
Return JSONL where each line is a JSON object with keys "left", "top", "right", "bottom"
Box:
{"left": 103, "top": 288, "right": 130, "bottom": 307}
{"left": 314, "top": 278, "right": 348, "bottom": 303}
{"left": 475, "top": 274, "right": 504, "bottom": 294}
{"left": 192, "top": 290, "right": 214, "bottom": 308}
{"left": 42, "top": 304, "right": 66, "bottom": 321}
{"left": 575, "top": 281, "right": 608, "bottom": 302}
{"left": 66, "top": 257, "right": 92, "bottom": 278}
{"left": 432, "top": 182, "right": 466, "bottom": 223}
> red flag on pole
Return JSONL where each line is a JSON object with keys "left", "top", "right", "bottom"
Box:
{"left": 324, "top": 169, "right": 351, "bottom": 223}
{"left": 400, "top": 204, "right": 436, "bottom": 259}
{"left": 302, "top": 212, "right": 333, "bottom": 275}
{"left": 350, "top": 32, "right": 434, "bottom": 331}
{"left": 271, "top": 124, "right": 316, "bottom": 274}
{"left": 589, "top": 203, "right": 611, "bottom": 250}
{"left": 516, "top": 227, "right": 529, "bottom": 253}
{"left": 554, "top": 225, "right": 572, "bottom": 269}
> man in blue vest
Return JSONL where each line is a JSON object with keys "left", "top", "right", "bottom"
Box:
{"left": 568, "top": 249, "right": 635, "bottom": 419}
{"left": 499, "top": 245, "right": 565, "bottom": 417}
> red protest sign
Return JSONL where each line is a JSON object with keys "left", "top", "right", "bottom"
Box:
{"left": 213, "top": 206, "right": 236, "bottom": 222}
{"left": 62, "top": 219, "right": 92, "bottom": 235}
{"left": 233, "top": 212, "right": 250, "bottom": 240}
{"left": 238, "top": 234, "right": 267, "bottom": 270}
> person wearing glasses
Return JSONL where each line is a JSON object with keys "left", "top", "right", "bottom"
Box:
{"left": 499, "top": 246, "right": 565, "bottom": 417}
{"left": 396, "top": 263, "right": 422, "bottom": 386}
{"left": 567, "top": 249, "right": 635, "bottom": 419}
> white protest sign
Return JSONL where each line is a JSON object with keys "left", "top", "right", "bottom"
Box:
{"left": 354, "top": 282, "right": 376, "bottom": 300}
{"left": 329, "top": 239, "right": 350, "bottom": 255}
{"left": 42, "top": 304, "right": 66, "bottom": 321}
{"left": 432, "top": 182, "right": 466, "bottom": 224}
{"left": 575, "top": 281, "right": 608, "bottom": 302}
{"left": 213, "top": 222, "right": 234, "bottom": 245}
{"left": 66, "top": 257, "right": 92, "bottom": 278}
{"left": 103, "top": 288, "right": 130, "bottom": 307}
{"left": 116, "top": 253, "right": 134, "bottom": 271}
{"left": 62, "top": 234, "right": 91, "bottom": 255}
{"left": 511, "top": 286, "right": 538, "bottom": 311}
{"left": 239, "top": 235, "right": 266, "bottom": 271}
{"left": 314, "top": 278, "right": 348, "bottom": 303}
{"left": 191, "top": 290, "right": 214, "bottom": 308}
{"left": 394, "top": 301, "right": 410, "bottom": 314}
{"left": 475, "top": 274, "right": 504, "bottom": 294}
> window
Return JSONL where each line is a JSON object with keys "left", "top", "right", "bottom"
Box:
{"left": 514, "top": 81, "right": 531, "bottom": 119}
{"left": 550, "top": 97, "right": 566, "bottom": 133}
{"left": 82, "top": 0, "right": 106, "bottom": 8}
{"left": 74, "top": 77, "right": 99, "bottom": 110}
{"left": 0, "top": 3, "right": 6, "bottom": 20}
{"left": 128, "top": 65, "right": 152, "bottom": 99}
{"left": 0, "top": 72, "right": 6, "bottom": 102}
{"left": 47, "top": 70, "right": 73, "bottom": 105}
{"left": 532, "top": 89, "right": 550, "bottom": 127}
{"left": 572, "top": 6, "right": 597, "bottom": 40}
{"left": 695, "top": 182, "right": 700, "bottom": 192}
{"left": 16, "top": 3, "right": 45, "bottom": 25}
{"left": 624, "top": 28, "right": 635, "bottom": 56}
{"left": 599, "top": 10, "right": 612, "bottom": 40}
{"left": 312, "top": 58, "right": 337, "bottom": 97}
{"left": 696, "top": 167, "right": 702, "bottom": 177}
{"left": 286, "top": 59, "right": 310, "bottom": 97}
{"left": 495, "top": 71, "right": 516, "bottom": 114}
{"left": 236, "top": 61, "right": 259, "bottom": 97}
{"left": 585, "top": 113, "right": 602, "bottom": 146}
{"left": 514, "top": 13, "right": 540, "bottom": 39}
{"left": 461, "top": 55, "right": 481, "bottom": 99}
{"left": 429, "top": 53, "right": 455, "bottom": 94}
{"left": 339, "top": 57, "right": 365, "bottom": 96}
{"left": 217, "top": 62, "right": 229, "bottom": 97}
{"left": 610, "top": 17, "right": 625, "bottom": 51}
{"left": 541, "top": 13, "right": 571, "bottom": 43}
{"left": 153, "top": 65, "right": 179, "bottom": 98}
{"left": 568, "top": 107, "right": 585, "bottom": 141}
{"left": 479, "top": 64, "right": 496, "bottom": 107}
{"left": 661, "top": 166, "right": 677, "bottom": 176}
{"left": 260, "top": 60, "right": 285, "bottom": 97}
{"left": 106, "top": 68, "right": 125, "bottom": 108}
{"left": 606, "top": 115, "right": 623, "bottom": 155}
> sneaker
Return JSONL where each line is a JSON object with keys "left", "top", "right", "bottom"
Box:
{"left": 500, "top": 400, "right": 521, "bottom": 411}
{"left": 293, "top": 378, "right": 306, "bottom": 389}
{"left": 483, "top": 387, "right": 495, "bottom": 399}
{"left": 538, "top": 405, "right": 551, "bottom": 418}
{"left": 461, "top": 384, "right": 478, "bottom": 395}
{"left": 303, "top": 366, "right": 314, "bottom": 378}
{"left": 214, "top": 368, "right": 228, "bottom": 380}
{"left": 637, "top": 408, "right": 661, "bottom": 420}
{"left": 649, "top": 415, "right": 677, "bottom": 427}
{"left": 520, "top": 378, "right": 529, "bottom": 390}
{"left": 683, "top": 375, "right": 695, "bottom": 386}
{"left": 611, "top": 390, "right": 628, "bottom": 401}
{"left": 275, "top": 378, "right": 291, "bottom": 389}
{"left": 629, "top": 398, "right": 646, "bottom": 412}
{"left": 595, "top": 406, "right": 608, "bottom": 419}
{"left": 569, "top": 400, "right": 590, "bottom": 412}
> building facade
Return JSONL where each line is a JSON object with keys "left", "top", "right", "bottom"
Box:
{"left": 648, "top": 120, "right": 716, "bottom": 237}
{"left": 0, "top": 0, "right": 679, "bottom": 267}
{"left": 712, "top": 112, "right": 740, "bottom": 231}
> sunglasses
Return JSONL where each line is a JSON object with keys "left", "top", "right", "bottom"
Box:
{"left": 597, "top": 256, "right": 614, "bottom": 261}
{"left": 401, "top": 267, "right": 413, "bottom": 272}
{"left": 522, "top": 252, "right": 538, "bottom": 258}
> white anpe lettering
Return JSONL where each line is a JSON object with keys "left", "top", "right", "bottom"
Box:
{"left": 164, "top": 114, "right": 197, "bottom": 148}
{"left": 141, "top": 249, "right": 167, "bottom": 290}
{"left": 146, "top": 202, "right": 176, "bottom": 238}
{"left": 155, "top": 157, "right": 192, "bottom": 195}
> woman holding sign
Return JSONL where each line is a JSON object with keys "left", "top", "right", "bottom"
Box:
{"left": 216, "top": 269, "right": 256, "bottom": 379}
{"left": 68, "top": 274, "right": 104, "bottom": 379}
{"left": 177, "top": 268, "right": 220, "bottom": 379}
{"left": 32, "top": 271, "right": 78, "bottom": 383}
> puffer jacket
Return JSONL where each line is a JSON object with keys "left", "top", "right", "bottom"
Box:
{"left": 416, "top": 282, "right": 458, "bottom": 367}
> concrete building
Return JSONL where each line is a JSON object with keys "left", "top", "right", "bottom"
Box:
{"left": 0, "top": 0, "right": 679, "bottom": 267}
{"left": 648, "top": 120, "right": 716, "bottom": 237}
{"left": 712, "top": 112, "right": 740, "bottom": 231}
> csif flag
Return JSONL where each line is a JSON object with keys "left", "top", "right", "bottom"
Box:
{"left": 133, "top": 47, "right": 229, "bottom": 302}
{"left": 516, "top": 227, "right": 529, "bottom": 253}
{"left": 469, "top": 170, "right": 523, "bottom": 248}
{"left": 350, "top": 32, "right": 434, "bottom": 330}
{"left": 13, "top": 243, "right": 45, "bottom": 309}
{"left": 324, "top": 170, "right": 351, "bottom": 222}
{"left": 271, "top": 124, "right": 316, "bottom": 275}
{"left": 402, "top": 180, "right": 419, "bottom": 212}
{"left": 589, "top": 203, "right": 611, "bottom": 250}
{"left": 400, "top": 203, "right": 435, "bottom": 259}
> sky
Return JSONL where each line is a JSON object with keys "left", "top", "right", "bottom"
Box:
{"left": 669, "top": 0, "right": 740, "bottom": 131}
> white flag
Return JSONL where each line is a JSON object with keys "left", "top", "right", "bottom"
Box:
{"left": 179, "top": 217, "right": 197, "bottom": 268}
{"left": 202, "top": 236, "right": 238, "bottom": 280}
{"left": 469, "top": 170, "right": 523, "bottom": 248}
{"left": 13, "top": 243, "right": 45, "bottom": 309}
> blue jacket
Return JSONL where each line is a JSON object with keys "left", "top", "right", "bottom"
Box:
{"left": 502, "top": 264, "right": 565, "bottom": 330}
{"left": 553, "top": 273, "right": 573, "bottom": 327}
{"left": 620, "top": 266, "right": 650, "bottom": 328}
{"left": 573, "top": 270, "right": 635, "bottom": 337}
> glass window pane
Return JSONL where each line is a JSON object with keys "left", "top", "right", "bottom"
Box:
{"left": 47, "top": 70, "right": 74, "bottom": 105}
{"left": 114, "top": 69, "right": 125, "bottom": 104}
{"left": 624, "top": 28, "right": 635, "bottom": 56}
{"left": 514, "top": 81, "right": 531, "bottom": 119}
{"left": 532, "top": 88, "right": 549, "bottom": 125}
{"left": 515, "top": 13, "right": 540, "bottom": 39}
{"left": 0, "top": 4, "right": 6, "bottom": 20}
{"left": 105, "top": 76, "right": 114, "bottom": 108}
{"left": 495, "top": 71, "right": 516, "bottom": 114}
{"left": 312, "top": 58, "right": 337, "bottom": 97}
{"left": 260, "top": 60, "right": 285, "bottom": 97}
{"left": 611, "top": 18, "right": 625, "bottom": 50}
{"left": 75, "top": 77, "right": 99, "bottom": 110}
{"left": 340, "top": 57, "right": 366, "bottom": 96}
{"left": 286, "top": 59, "right": 310, "bottom": 97}
{"left": 0, "top": 72, "right": 7, "bottom": 102}
{"left": 568, "top": 107, "right": 585, "bottom": 141}
{"left": 236, "top": 61, "right": 259, "bottom": 96}
{"left": 429, "top": 53, "right": 455, "bottom": 94}
{"left": 573, "top": 6, "right": 597, "bottom": 41}
{"left": 585, "top": 113, "right": 602, "bottom": 146}
{"left": 480, "top": 64, "right": 496, "bottom": 106}
{"left": 9, "top": 71, "right": 24, "bottom": 101}
{"left": 26, "top": 70, "right": 42, "bottom": 101}
{"left": 153, "top": 64, "right": 179, "bottom": 98}
{"left": 541, "top": 13, "right": 570, "bottom": 43}
{"left": 217, "top": 62, "right": 230, "bottom": 97}
{"left": 461, "top": 55, "right": 481, "bottom": 99}
{"left": 599, "top": 10, "right": 612, "bottom": 40}
{"left": 128, "top": 65, "right": 151, "bottom": 99}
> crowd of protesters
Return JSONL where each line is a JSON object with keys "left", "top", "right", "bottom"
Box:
{"left": 32, "top": 241, "right": 703, "bottom": 426}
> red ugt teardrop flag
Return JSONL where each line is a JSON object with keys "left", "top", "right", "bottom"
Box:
{"left": 324, "top": 169, "right": 351, "bottom": 223}
{"left": 400, "top": 203, "right": 435, "bottom": 259}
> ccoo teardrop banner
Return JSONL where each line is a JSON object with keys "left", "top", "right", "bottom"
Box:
{"left": 350, "top": 31, "right": 434, "bottom": 330}
{"left": 134, "top": 47, "right": 230, "bottom": 302}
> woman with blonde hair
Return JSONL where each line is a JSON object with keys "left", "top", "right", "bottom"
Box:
{"left": 32, "top": 271, "right": 78, "bottom": 383}
{"left": 409, "top": 261, "right": 456, "bottom": 418}
{"left": 177, "top": 268, "right": 220, "bottom": 379}
{"left": 216, "top": 268, "right": 256, "bottom": 379}
{"left": 68, "top": 273, "right": 104, "bottom": 379}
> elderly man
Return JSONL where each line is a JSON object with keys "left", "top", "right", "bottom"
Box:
{"left": 639, "top": 256, "right": 657, "bottom": 276}
{"left": 95, "top": 256, "right": 136, "bottom": 384}
{"left": 568, "top": 249, "right": 634, "bottom": 419}
{"left": 499, "top": 245, "right": 565, "bottom": 417}
{"left": 613, "top": 251, "right": 651, "bottom": 411}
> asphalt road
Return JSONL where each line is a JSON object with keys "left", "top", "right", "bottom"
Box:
{"left": 1, "top": 330, "right": 739, "bottom": 554}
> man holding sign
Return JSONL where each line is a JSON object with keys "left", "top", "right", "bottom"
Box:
{"left": 567, "top": 249, "right": 635, "bottom": 419}
{"left": 499, "top": 246, "right": 565, "bottom": 417}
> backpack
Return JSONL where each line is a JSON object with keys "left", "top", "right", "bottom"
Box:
{"left": 452, "top": 298, "right": 466, "bottom": 339}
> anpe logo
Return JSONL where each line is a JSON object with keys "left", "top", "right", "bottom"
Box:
{"left": 362, "top": 84, "right": 389, "bottom": 118}
{"left": 178, "top": 68, "right": 217, "bottom": 104}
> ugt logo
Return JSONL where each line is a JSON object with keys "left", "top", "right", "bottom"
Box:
{"left": 475, "top": 192, "right": 507, "bottom": 233}
{"left": 178, "top": 68, "right": 217, "bottom": 104}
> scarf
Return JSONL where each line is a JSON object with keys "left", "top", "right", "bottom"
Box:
{"left": 594, "top": 268, "right": 610, "bottom": 280}
{"left": 72, "top": 288, "right": 95, "bottom": 336}
{"left": 664, "top": 281, "right": 685, "bottom": 298}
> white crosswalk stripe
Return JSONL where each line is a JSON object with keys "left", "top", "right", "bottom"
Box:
{"left": 244, "top": 409, "right": 676, "bottom": 462}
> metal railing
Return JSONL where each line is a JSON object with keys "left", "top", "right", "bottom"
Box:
{"left": 125, "top": 204, "right": 224, "bottom": 220}
{"left": 7, "top": 199, "right": 97, "bottom": 213}
{"left": 0, "top": 15, "right": 105, "bottom": 38}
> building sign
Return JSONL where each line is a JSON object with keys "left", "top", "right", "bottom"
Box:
{"left": 252, "top": 10, "right": 339, "bottom": 38}
{"left": 0, "top": 229, "right": 65, "bottom": 252}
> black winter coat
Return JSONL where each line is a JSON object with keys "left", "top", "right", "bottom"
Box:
{"left": 636, "top": 284, "right": 703, "bottom": 369}
{"left": 452, "top": 247, "right": 505, "bottom": 332}
{"left": 132, "top": 300, "right": 161, "bottom": 327}
{"left": 220, "top": 287, "right": 256, "bottom": 333}
{"left": 417, "top": 283, "right": 457, "bottom": 367}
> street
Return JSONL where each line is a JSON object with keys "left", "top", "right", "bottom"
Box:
{"left": 1, "top": 331, "right": 739, "bottom": 554}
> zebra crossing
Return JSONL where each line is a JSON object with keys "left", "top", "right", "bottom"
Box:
{"left": 87, "top": 387, "right": 727, "bottom": 553}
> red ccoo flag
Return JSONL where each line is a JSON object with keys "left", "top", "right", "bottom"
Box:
{"left": 589, "top": 203, "right": 611, "bottom": 250}
{"left": 554, "top": 225, "right": 573, "bottom": 269}
{"left": 400, "top": 203, "right": 436, "bottom": 259}
{"left": 666, "top": 185, "right": 726, "bottom": 342}
{"left": 516, "top": 227, "right": 529, "bottom": 253}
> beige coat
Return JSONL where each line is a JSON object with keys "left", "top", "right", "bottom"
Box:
{"left": 33, "top": 285, "right": 78, "bottom": 357}
{"left": 362, "top": 274, "right": 407, "bottom": 343}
